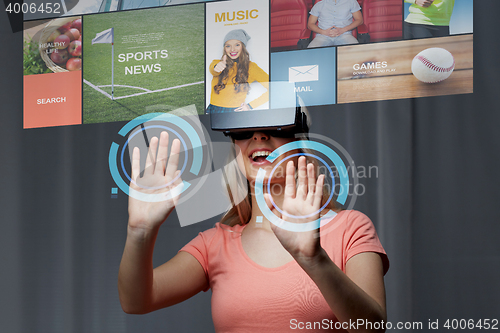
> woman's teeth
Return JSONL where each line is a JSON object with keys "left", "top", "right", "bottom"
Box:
{"left": 251, "top": 151, "right": 270, "bottom": 161}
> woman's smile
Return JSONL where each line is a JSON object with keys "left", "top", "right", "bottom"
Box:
{"left": 248, "top": 148, "right": 272, "bottom": 166}
{"left": 234, "top": 132, "right": 297, "bottom": 183}
{"left": 225, "top": 39, "right": 243, "bottom": 59}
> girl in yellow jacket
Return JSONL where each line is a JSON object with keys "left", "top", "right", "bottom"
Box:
{"left": 207, "top": 29, "right": 269, "bottom": 114}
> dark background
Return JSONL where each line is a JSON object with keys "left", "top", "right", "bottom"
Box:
{"left": 1, "top": 1, "right": 499, "bottom": 332}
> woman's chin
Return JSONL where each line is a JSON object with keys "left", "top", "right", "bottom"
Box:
{"left": 250, "top": 159, "right": 272, "bottom": 168}
{"left": 247, "top": 170, "right": 286, "bottom": 186}
{"left": 248, "top": 162, "right": 287, "bottom": 178}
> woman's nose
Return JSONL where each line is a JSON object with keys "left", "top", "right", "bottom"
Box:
{"left": 253, "top": 132, "right": 270, "bottom": 141}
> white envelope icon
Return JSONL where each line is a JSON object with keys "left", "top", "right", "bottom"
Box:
{"left": 288, "top": 65, "right": 319, "bottom": 83}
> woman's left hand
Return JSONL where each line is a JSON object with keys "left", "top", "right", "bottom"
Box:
{"left": 234, "top": 103, "right": 251, "bottom": 112}
{"left": 264, "top": 156, "right": 325, "bottom": 263}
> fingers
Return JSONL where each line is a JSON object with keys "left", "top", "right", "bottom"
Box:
{"left": 313, "top": 174, "right": 325, "bottom": 208}
{"left": 234, "top": 103, "right": 248, "bottom": 112}
{"left": 307, "top": 163, "right": 316, "bottom": 196}
{"left": 297, "top": 156, "right": 308, "bottom": 200}
{"left": 328, "top": 29, "right": 338, "bottom": 37}
{"left": 305, "top": 162, "right": 324, "bottom": 208}
{"left": 298, "top": 157, "right": 325, "bottom": 208}
{"left": 271, "top": 158, "right": 325, "bottom": 224}
{"left": 285, "top": 160, "right": 296, "bottom": 199}
{"left": 287, "top": 157, "right": 320, "bottom": 201}
{"left": 215, "top": 55, "right": 227, "bottom": 73}
{"left": 131, "top": 147, "right": 140, "bottom": 182}
{"left": 144, "top": 136, "right": 158, "bottom": 174}
{"left": 155, "top": 131, "right": 169, "bottom": 176}
{"left": 131, "top": 133, "right": 181, "bottom": 183}
{"left": 165, "top": 138, "right": 181, "bottom": 181}
{"left": 327, "top": 26, "right": 340, "bottom": 37}
{"left": 417, "top": 0, "right": 433, "bottom": 7}
{"left": 328, "top": 25, "right": 338, "bottom": 34}
{"left": 145, "top": 132, "right": 172, "bottom": 177}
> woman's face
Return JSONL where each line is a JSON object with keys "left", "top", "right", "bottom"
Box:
{"left": 224, "top": 39, "right": 243, "bottom": 60}
{"left": 234, "top": 132, "right": 297, "bottom": 184}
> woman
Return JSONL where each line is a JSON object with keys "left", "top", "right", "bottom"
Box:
{"left": 118, "top": 124, "right": 389, "bottom": 331}
{"left": 206, "top": 29, "right": 269, "bottom": 113}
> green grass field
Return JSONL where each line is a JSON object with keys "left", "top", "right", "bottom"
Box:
{"left": 83, "top": 4, "right": 205, "bottom": 124}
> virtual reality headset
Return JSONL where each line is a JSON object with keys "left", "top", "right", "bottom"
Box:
{"left": 210, "top": 82, "right": 309, "bottom": 138}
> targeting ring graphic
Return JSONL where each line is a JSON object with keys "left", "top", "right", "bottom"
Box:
{"left": 255, "top": 140, "right": 350, "bottom": 232}
{"left": 120, "top": 125, "right": 188, "bottom": 190}
{"left": 266, "top": 152, "right": 335, "bottom": 219}
{"left": 109, "top": 112, "right": 205, "bottom": 202}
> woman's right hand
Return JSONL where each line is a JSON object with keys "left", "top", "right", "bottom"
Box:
{"left": 214, "top": 55, "right": 227, "bottom": 73}
{"left": 128, "top": 131, "right": 182, "bottom": 232}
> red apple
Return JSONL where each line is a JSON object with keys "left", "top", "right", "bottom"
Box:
{"left": 54, "top": 34, "right": 70, "bottom": 49}
{"left": 66, "top": 58, "right": 82, "bottom": 71}
{"left": 78, "top": 35, "right": 82, "bottom": 42}
{"left": 71, "top": 19, "right": 82, "bottom": 33}
{"left": 50, "top": 49, "right": 69, "bottom": 64}
{"left": 58, "top": 22, "right": 72, "bottom": 34}
{"left": 64, "top": 28, "right": 80, "bottom": 41}
{"left": 68, "top": 40, "right": 82, "bottom": 57}
{"left": 47, "top": 29, "right": 61, "bottom": 43}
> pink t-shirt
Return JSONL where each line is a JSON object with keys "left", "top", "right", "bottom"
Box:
{"left": 180, "top": 210, "right": 389, "bottom": 332}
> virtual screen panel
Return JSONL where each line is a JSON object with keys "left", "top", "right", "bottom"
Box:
{"left": 22, "top": 0, "right": 473, "bottom": 129}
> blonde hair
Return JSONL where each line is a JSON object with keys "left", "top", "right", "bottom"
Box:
{"left": 220, "top": 145, "right": 252, "bottom": 226}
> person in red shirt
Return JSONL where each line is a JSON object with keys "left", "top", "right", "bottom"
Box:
{"left": 118, "top": 125, "right": 389, "bottom": 332}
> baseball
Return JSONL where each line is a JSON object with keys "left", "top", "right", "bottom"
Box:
{"left": 411, "top": 48, "right": 455, "bottom": 83}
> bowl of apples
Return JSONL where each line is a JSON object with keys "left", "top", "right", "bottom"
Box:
{"left": 39, "top": 17, "right": 82, "bottom": 72}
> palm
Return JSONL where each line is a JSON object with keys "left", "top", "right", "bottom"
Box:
{"left": 267, "top": 157, "right": 324, "bottom": 260}
{"left": 128, "top": 132, "right": 182, "bottom": 231}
